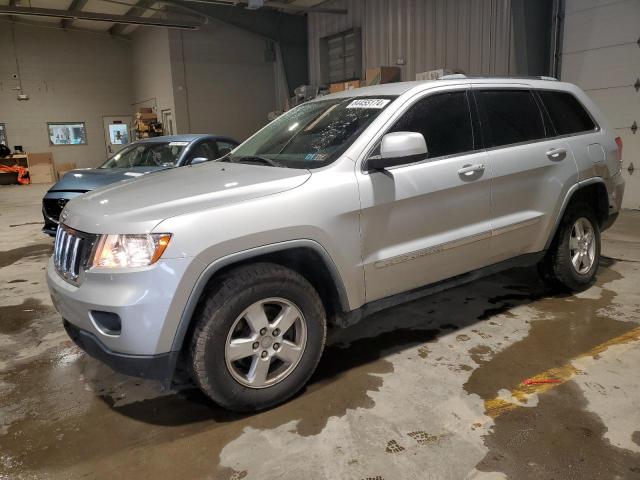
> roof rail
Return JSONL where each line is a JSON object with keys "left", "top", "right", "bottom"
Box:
{"left": 438, "top": 74, "right": 559, "bottom": 81}
{"left": 440, "top": 74, "right": 467, "bottom": 80}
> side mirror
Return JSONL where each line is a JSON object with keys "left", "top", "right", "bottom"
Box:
{"left": 367, "top": 132, "right": 428, "bottom": 171}
{"left": 190, "top": 157, "right": 209, "bottom": 165}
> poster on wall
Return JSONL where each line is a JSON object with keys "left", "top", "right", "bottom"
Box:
{"left": 0, "top": 123, "right": 7, "bottom": 146}
{"left": 48, "top": 122, "right": 87, "bottom": 145}
{"left": 109, "top": 123, "right": 129, "bottom": 145}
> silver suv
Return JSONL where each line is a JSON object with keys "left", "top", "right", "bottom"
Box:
{"left": 47, "top": 77, "right": 625, "bottom": 411}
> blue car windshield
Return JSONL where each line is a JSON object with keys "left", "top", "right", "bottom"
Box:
{"left": 100, "top": 142, "right": 186, "bottom": 169}
{"left": 224, "top": 96, "right": 396, "bottom": 169}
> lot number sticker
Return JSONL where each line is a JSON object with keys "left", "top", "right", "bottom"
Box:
{"left": 347, "top": 99, "right": 391, "bottom": 109}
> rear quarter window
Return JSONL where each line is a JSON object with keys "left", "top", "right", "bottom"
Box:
{"left": 538, "top": 90, "right": 597, "bottom": 136}
{"left": 476, "top": 89, "right": 546, "bottom": 148}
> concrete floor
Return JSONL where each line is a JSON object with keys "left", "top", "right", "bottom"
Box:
{"left": 2, "top": 183, "right": 640, "bottom": 480}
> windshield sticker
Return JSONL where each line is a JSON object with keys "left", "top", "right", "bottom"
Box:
{"left": 169, "top": 141, "right": 189, "bottom": 146}
{"left": 346, "top": 99, "right": 391, "bottom": 109}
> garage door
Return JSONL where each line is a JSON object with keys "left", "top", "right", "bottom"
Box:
{"left": 561, "top": 0, "right": 640, "bottom": 209}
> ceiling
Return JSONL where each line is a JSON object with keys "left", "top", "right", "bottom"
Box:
{"left": 0, "top": 0, "right": 338, "bottom": 36}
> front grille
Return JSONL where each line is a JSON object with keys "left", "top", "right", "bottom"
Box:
{"left": 43, "top": 198, "right": 68, "bottom": 222}
{"left": 54, "top": 225, "right": 97, "bottom": 285}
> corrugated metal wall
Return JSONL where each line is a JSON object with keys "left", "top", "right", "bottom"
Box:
{"left": 308, "top": 0, "right": 520, "bottom": 84}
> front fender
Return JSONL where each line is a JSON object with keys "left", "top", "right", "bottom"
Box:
{"left": 168, "top": 239, "right": 350, "bottom": 353}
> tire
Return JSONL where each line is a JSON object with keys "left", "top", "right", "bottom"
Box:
{"left": 539, "top": 203, "right": 601, "bottom": 291}
{"left": 189, "top": 262, "right": 326, "bottom": 412}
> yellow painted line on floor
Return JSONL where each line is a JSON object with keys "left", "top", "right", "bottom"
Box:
{"left": 484, "top": 325, "right": 640, "bottom": 419}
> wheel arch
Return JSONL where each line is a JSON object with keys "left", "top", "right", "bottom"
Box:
{"left": 545, "top": 177, "right": 609, "bottom": 250}
{"left": 170, "top": 240, "right": 350, "bottom": 353}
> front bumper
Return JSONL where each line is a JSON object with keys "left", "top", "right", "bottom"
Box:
{"left": 63, "top": 320, "right": 179, "bottom": 381}
{"left": 47, "top": 255, "right": 196, "bottom": 357}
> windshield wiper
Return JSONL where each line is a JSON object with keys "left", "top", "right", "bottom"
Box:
{"left": 222, "top": 155, "right": 285, "bottom": 168}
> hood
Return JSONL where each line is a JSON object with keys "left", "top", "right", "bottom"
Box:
{"left": 49, "top": 166, "right": 165, "bottom": 192}
{"left": 62, "top": 162, "right": 311, "bottom": 234}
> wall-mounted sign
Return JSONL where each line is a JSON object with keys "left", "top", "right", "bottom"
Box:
{"left": 48, "top": 122, "right": 87, "bottom": 145}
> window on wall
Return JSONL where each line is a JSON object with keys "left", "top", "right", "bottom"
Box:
{"left": 0, "top": 124, "right": 7, "bottom": 146}
{"left": 320, "top": 28, "right": 362, "bottom": 85}
{"left": 48, "top": 122, "right": 87, "bottom": 145}
{"left": 476, "top": 90, "right": 546, "bottom": 147}
{"left": 390, "top": 91, "right": 475, "bottom": 159}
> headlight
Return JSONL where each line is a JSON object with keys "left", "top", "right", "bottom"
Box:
{"left": 92, "top": 233, "right": 171, "bottom": 268}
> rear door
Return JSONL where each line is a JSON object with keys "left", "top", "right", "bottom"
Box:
{"left": 474, "top": 87, "right": 579, "bottom": 263}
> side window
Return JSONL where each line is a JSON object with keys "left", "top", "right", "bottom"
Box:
{"left": 216, "top": 140, "right": 236, "bottom": 158}
{"left": 538, "top": 90, "right": 596, "bottom": 136}
{"left": 187, "top": 140, "right": 218, "bottom": 163}
{"left": 390, "top": 91, "right": 474, "bottom": 159}
{"left": 476, "top": 89, "right": 546, "bottom": 148}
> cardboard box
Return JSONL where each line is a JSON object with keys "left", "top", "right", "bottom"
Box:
{"left": 136, "top": 112, "right": 157, "bottom": 122}
{"left": 29, "top": 163, "right": 55, "bottom": 184}
{"left": 416, "top": 68, "right": 453, "bottom": 81}
{"left": 329, "top": 80, "right": 362, "bottom": 93}
{"left": 365, "top": 67, "right": 401, "bottom": 86}
{"left": 27, "top": 152, "right": 54, "bottom": 168}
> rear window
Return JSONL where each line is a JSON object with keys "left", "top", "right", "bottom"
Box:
{"left": 538, "top": 90, "right": 596, "bottom": 136}
{"left": 476, "top": 89, "right": 546, "bottom": 148}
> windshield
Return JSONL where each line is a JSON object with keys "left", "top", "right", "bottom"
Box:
{"left": 225, "top": 96, "right": 396, "bottom": 169}
{"left": 100, "top": 142, "right": 187, "bottom": 169}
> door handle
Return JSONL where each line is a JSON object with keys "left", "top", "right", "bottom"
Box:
{"left": 546, "top": 147, "right": 567, "bottom": 161}
{"left": 458, "top": 164, "right": 485, "bottom": 176}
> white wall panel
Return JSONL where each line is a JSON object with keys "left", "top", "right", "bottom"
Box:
{"left": 562, "top": 44, "right": 640, "bottom": 91}
{"left": 561, "top": 0, "right": 640, "bottom": 209}
{"left": 563, "top": 0, "right": 640, "bottom": 53}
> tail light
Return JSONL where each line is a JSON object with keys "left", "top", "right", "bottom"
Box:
{"left": 615, "top": 136, "right": 623, "bottom": 173}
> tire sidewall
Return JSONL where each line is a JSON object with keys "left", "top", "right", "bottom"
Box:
{"left": 194, "top": 273, "right": 325, "bottom": 411}
{"left": 559, "top": 207, "right": 601, "bottom": 286}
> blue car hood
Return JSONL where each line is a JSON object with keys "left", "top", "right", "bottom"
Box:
{"left": 48, "top": 166, "right": 166, "bottom": 192}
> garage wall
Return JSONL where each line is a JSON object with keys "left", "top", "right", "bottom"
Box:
{"left": 0, "top": 23, "right": 132, "bottom": 169}
{"left": 168, "top": 22, "right": 277, "bottom": 142}
{"left": 130, "top": 27, "right": 175, "bottom": 122}
{"left": 307, "top": 0, "right": 553, "bottom": 84}
{"left": 560, "top": 0, "right": 640, "bottom": 209}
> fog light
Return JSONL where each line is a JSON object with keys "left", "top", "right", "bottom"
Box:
{"left": 90, "top": 310, "right": 121, "bottom": 336}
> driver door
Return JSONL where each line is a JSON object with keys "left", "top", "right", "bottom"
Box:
{"left": 356, "top": 89, "right": 494, "bottom": 302}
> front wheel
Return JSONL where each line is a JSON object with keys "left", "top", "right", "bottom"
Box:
{"left": 188, "top": 263, "right": 326, "bottom": 412}
{"left": 539, "top": 204, "right": 601, "bottom": 291}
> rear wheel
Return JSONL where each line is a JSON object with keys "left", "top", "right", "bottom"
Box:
{"left": 539, "top": 204, "right": 601, "bottom": 291}
{"left": 189, "top": 263, "right": 326, "bottom": 412}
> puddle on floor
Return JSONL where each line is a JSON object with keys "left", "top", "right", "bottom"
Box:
{"left": 0, "top": 327, "right": 439, "bottom": 478}
{"left": 477, "top": 381, "right": 640, "bottom": 479}
{"left": 0, "top": 298, "right": 55, "bottom": 335}
{"left": 464, "top": 260, "right": 640, "bottom": 477}
{"left": 0, "top": 243, "right": 53, "bottom": 269}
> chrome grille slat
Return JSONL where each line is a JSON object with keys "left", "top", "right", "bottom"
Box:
{"left": 62, "top": 234, "right": 72, "bottom": 274}
{"left": 69, "top": 237, "right": 80, "bottom": 279}
{"left": 54, "top": 225, "right": 96, "bottom": 286}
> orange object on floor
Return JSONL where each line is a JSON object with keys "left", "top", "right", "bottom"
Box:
{"left": 0, "top": 164, "right": 30, "bottom": 184}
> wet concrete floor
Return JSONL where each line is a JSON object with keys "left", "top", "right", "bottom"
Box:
{"left": 1, "top": 184, "right": 640, "bottom": 479}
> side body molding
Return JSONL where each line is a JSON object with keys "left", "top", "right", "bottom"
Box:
{"left": 544, "top": 176, "right": 607, "bottom": 250}
{"left": 169, "top": 239, "right": 350, "bottom": 352}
